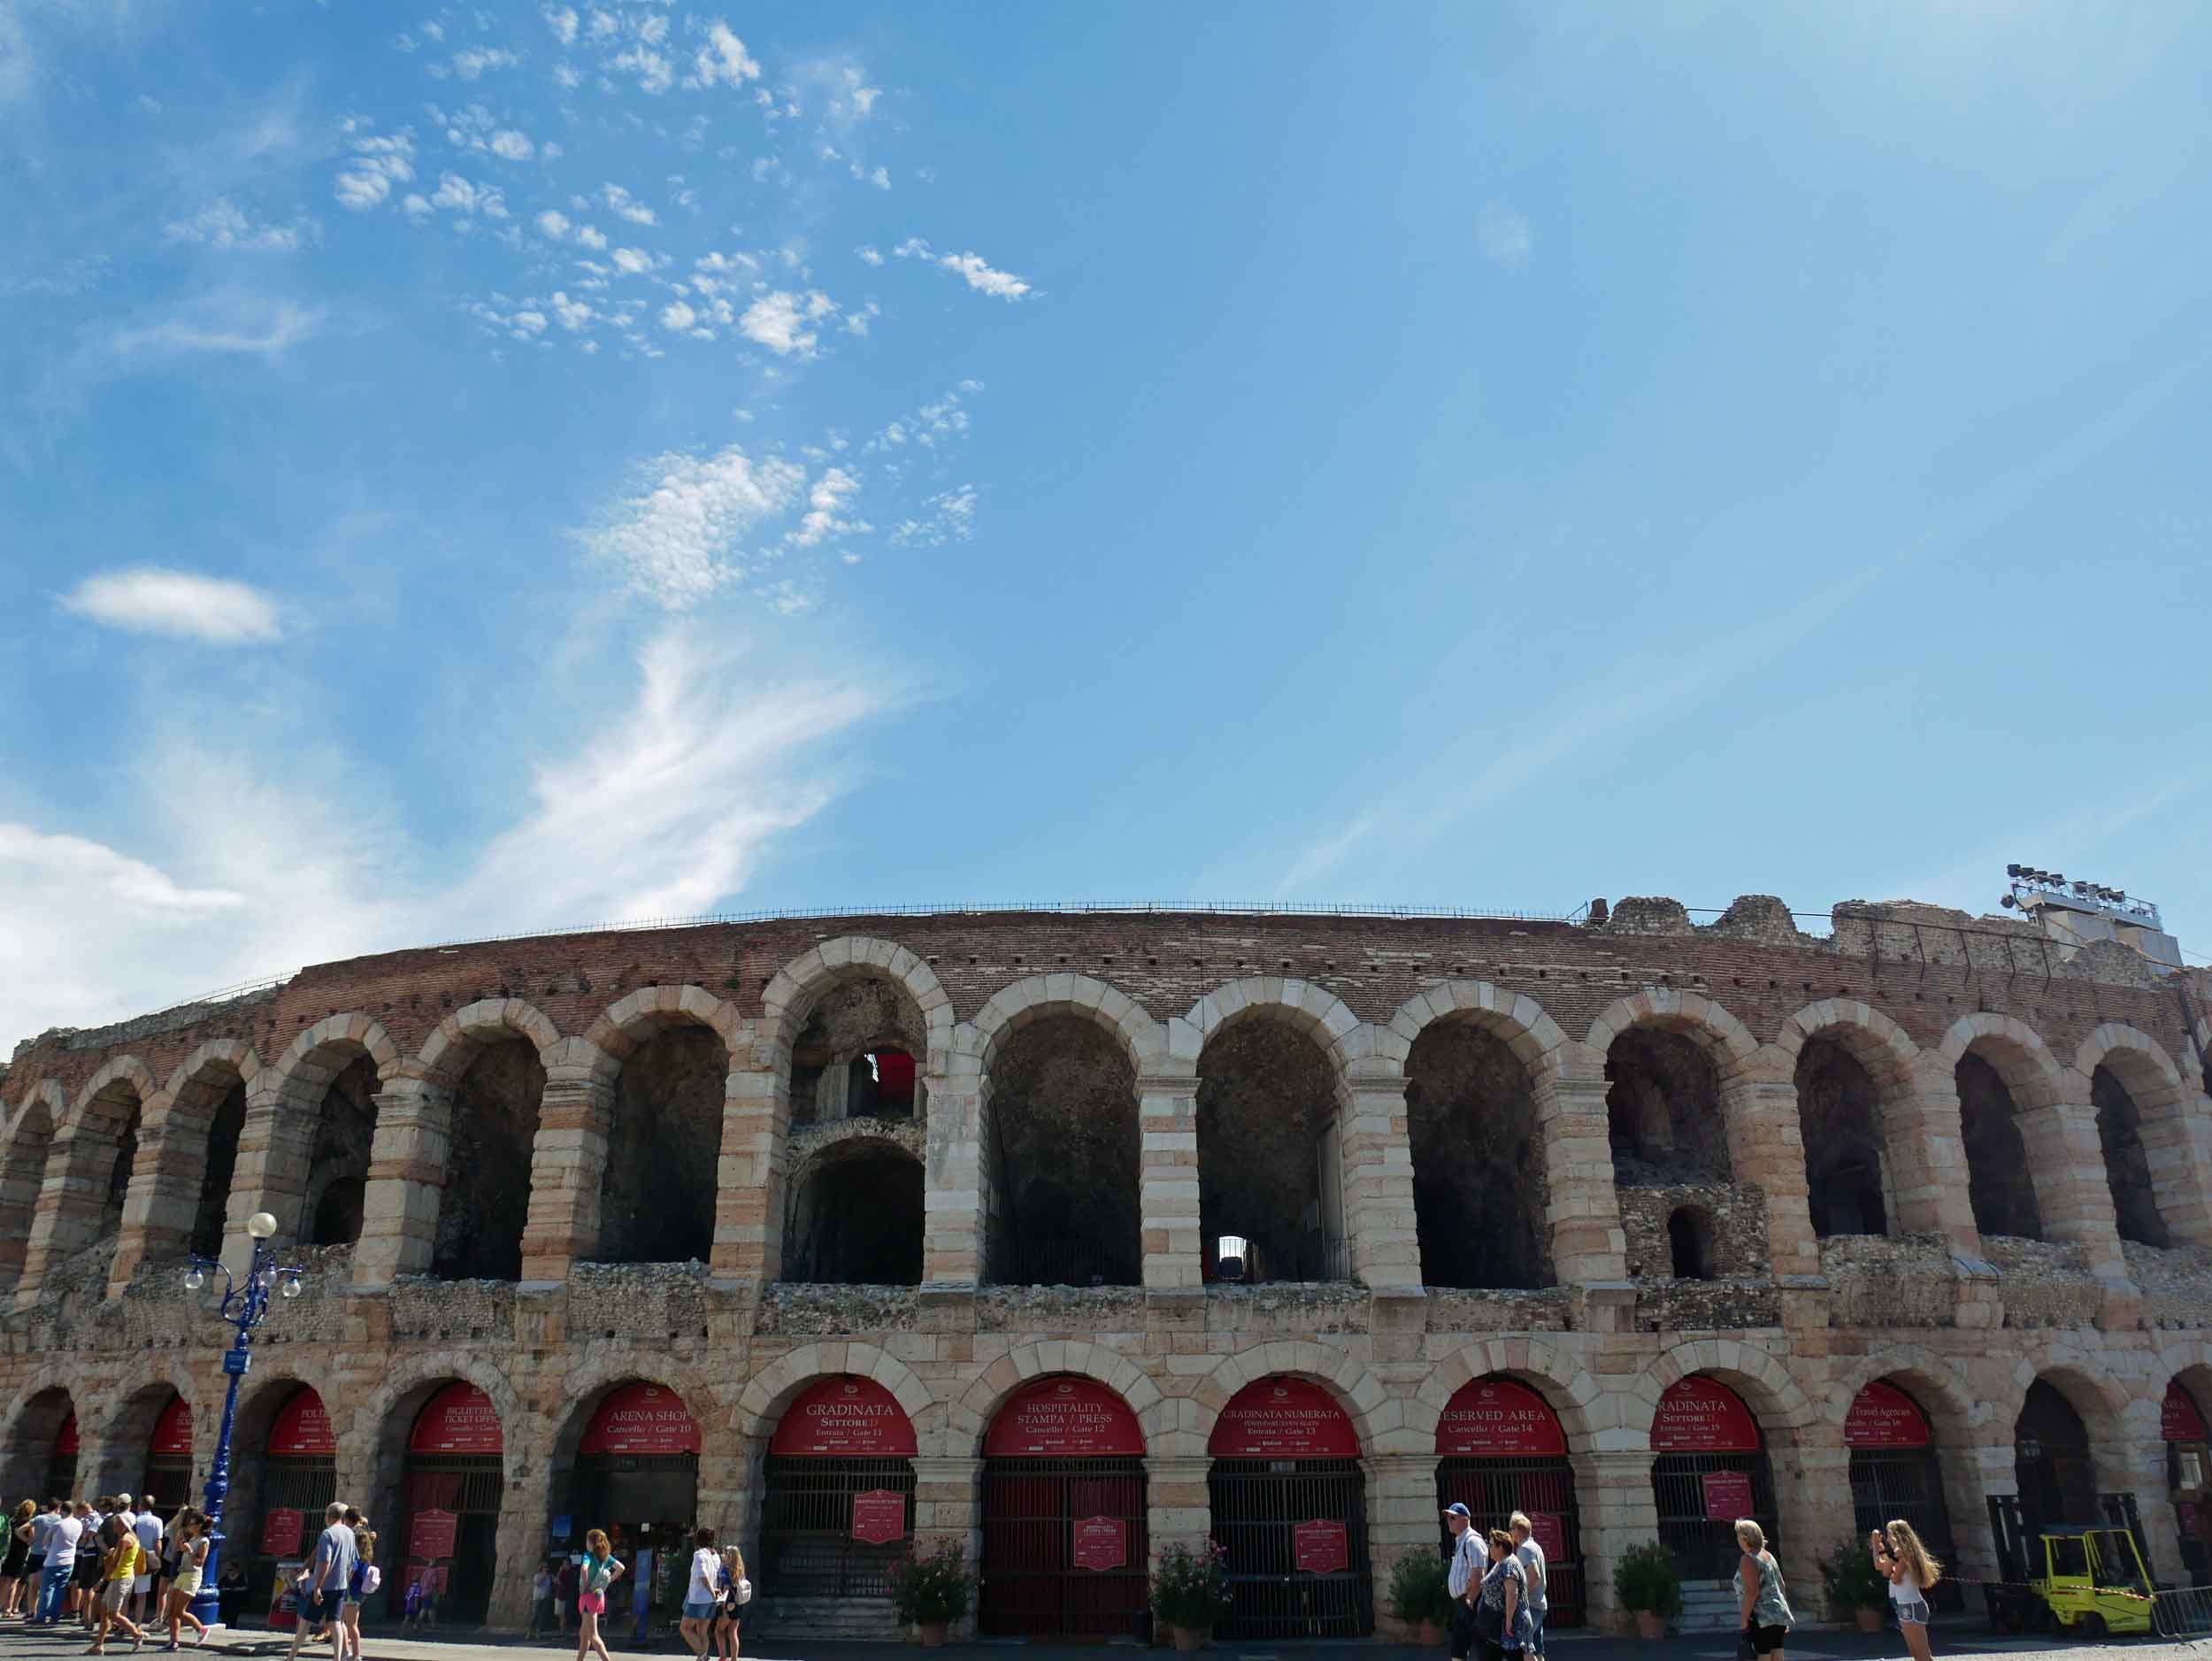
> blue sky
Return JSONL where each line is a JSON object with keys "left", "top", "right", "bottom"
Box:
{"left": 4, "top": 1, "right": 2210, "bottom": 1041}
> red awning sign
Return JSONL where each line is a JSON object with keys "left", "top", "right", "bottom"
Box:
{"left": 56, "top": 1412, "right": 79, "bottom": 1457}
{"left": 580, "top": 1383, "right": 700, "bottom": 1457}
{"left": 268, "top": 1389, "right": 336, "bottom": 1457}
{"left": 1701, "top": 1471, "right": 1755, "bottom": 1522}
{"left": 411, "top": 1383, "right": 503, "bottom": 1456}
{"left": 262, "top": 1509, "right": 305, "bottom": 1556}
{"left": 771, "top": 1376, "right": 918, "bottom": 1458}
{"left": 1653, "top": 1377, "right": 1762, "bottom": 1455}
{"left": 1437, "top": 1379, "right": 1567, "bottom": 1457}
{"left": 2167, "top": 1382, "right": 2209, "bottom": 1444}
{"left": 1210, "top": 1377, "right": 1362, "bottom": 1460}
{"left": 849, "top": 1490, "right": 907, "bottom": 1546}
{"left": 151, "top": 1396, "right": 193, "bottom": 1459}
{"left": 985, "top": 1376, "right": 1145, "bottom": 1458}
{"left": 1845, "top": 1382, "right": 1933, "bottom": 1450}
{"left": 1294, "top": 1519, "right": 1349, "bottom": 1575}
{"left": 410, "top": 1510, "right": 459, "bottom": 1562}
{"left": 1072, "top": 1517, "right": 1125, "bottom": 1573}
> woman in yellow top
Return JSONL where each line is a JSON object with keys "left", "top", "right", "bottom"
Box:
{"left": 88, "top": 1516, "right": 147, "bottom": 1654}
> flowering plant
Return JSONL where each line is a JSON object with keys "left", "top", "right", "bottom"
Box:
{"left": 1151, "top": 1540, "right": 1234, "bottom": 1630}
{"left": 890, "top": 1541, "right": 973, "bottom": 1624}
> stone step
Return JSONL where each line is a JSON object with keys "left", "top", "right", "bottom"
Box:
{"left": 746, "top": 1596, "right": 904, "bottom": 1642}
{"left": 1677, "top": 1580, "right": 1743, "bottom": 1633}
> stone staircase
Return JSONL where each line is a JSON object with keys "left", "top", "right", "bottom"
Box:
{"left": 1677, "top": 1580, "right": 1743, "bottom": 1634}
{"left": 746, "top": 1596, "right": 904, "bottom": 1642}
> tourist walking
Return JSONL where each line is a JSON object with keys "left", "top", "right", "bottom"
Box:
{"left": 574, "top": 1531, "right": 626, "bottom": 1661}
{"left": 129, "top": 1501, "right": 162, "bottom": 1626}
{"left": 286, "top": 1503, "right": 357, "bottom": 1661}
{"left": 680, "top": 1527, "right": 721, "bottom": 1661}
{"left": 1475, "top": 1529, "right": 1529, "bottom": 1661}
{"left": 337, "top": 1511, "right": 376, "bottom": 1661}
{"left": 1508, "top": 1512, "right": 1548, "bottom": 1660}
{"left": 88, "top": 1512, "right": 149, "bottom": 1654}
{"left": 73, "top": 1503, "right": 107, "bottom": 1627}
{"left": 1442, "top": 1503, "right": 1482, "bottom": 1661}
{"left": 22, "top": 1500, "right": 58, "bottom": 1620}
{"left": 1, "top": 1499, "right": 35, "bottom": 1616}
{"left": 1871, "top": 1520, "right": 1941, "bottom": 1661}
{"left": 35, "top": 1499, "right": 83, "bottom": 1626}
{"left": 1733, "top": 1520, "right": 1793, "bottom": 1661}
{"left": 160, "top": 1512, "right": 210, "bottom": 1651}
{"left": 554, "top": 1556, "right": 577, "bottom": 1636}
{"left": 712, "top": 1543, "right": 746, "bottom": 1661}
{"left": 528, "top": 1563, "right": 554, "bottom": 1637}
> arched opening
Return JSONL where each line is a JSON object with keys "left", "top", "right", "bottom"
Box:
{"left": 0, "top": 1106, "right": 58, "bottom": 1291}
{"left": 242, "top": 1386, "right": 337, "bottom": 1619}
{"left": 100, "top": 1097, "right": 142, "bottom": 1240}
{"left": 2165, "top": 1380, "right": 2212, "bottom": 1582}
{"left": 397, "top": 1382, "right": 504, "bottom": 1626}
{"left": 984, "top": 1015, "right": 1141, "bottom": 1288}
{"left": 1196, "top": 1017, "right": 1348, "bottom": 1284}
{"left": 52, "top": 1408, "right": 79, "bottom": 1497}
{"left": 1208, "top": 1376, "right": 1371, "bottom": 1639}
{"left": 142, "top": 1392, "right": 195, "bottom": 1515}
{"left": 980, "top": 1375, "right": 1148, "bottom": 1640}
{"left": 434, "top": 1039, "right": 545, "bottom": 1280}
{"left": 558, "top": 1382, "right": 700, "bottom": 1632}
{"left": 1666, "top": 1207, "right": 1714, "bottom": 1280}
{"left": 844, "top": 1049, "right": 918, "bottom": 1119}
{"left": 12, "top": 1388, "right": 80, "bottom": 1498}
{"left": 303, "top": 1057, "right": 380, "bottom": 1247}
{"left": 1406, "top": 1022, "right": 1551, "bottom": 1289}
{"left": 600, "top": 1025, "right": 725, "bottom": 1265}
{"left": 1794, "top": 1036, "right": 1889, "bottom": 1237}
{"left": 1605, "top": 1027, "right": 1730, "bottom": 1183}
{"left": 2014, "top": 1379, "right": 2095, "bottom": 1534}
{"left": 1956, "top": 1051, "right": 2042, "bottom": 1242}
{"left": 1649, "top": 1375, "right": 1776, "bottom": 1581}
{"left": 787, "top": 975, "right": 930, "bottom": 1127}
{"left": 2093, "top": 1065, "right": 2169, "bottom": 1249}
{"left": 188, "top": 1079, "right": 248, "bottom": 1259}
{"left": 1847, "top": 1380, "right": 1960, "bottom": 1613}
{"left": 1435, "top": 1378, "right": 1584, "bottom": 1626}
{"left": 782, "top": 1141, "right": 924, "bottom": 1285}
{"left": 759, "top": 1374, "right": 917, "bottom": 1629}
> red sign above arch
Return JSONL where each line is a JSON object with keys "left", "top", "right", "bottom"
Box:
{"left": 1210, "top": 1377, "right": 1361, "bottom": 1460}
{"left": 56, "top": 1412, "right": 79, "bottom": 1457}
{"left": 985, "top": 1376, "right": 1144, "bottom": 1458}
{"left": 268, "top": 1388, "right": 336, "bottom": 1457}
{"left": 151, "top": 1396, "right": 193, "bottom": 1458}
{"left": 771, "top": 1375, "right": 918, "bottom": 1458}
{"left": 1845, "top": 1381, "right": 1932, "bottom": 1450}
{"left": 1438, "top": 1378, "right": 1567, "bottom": 1457}
{"left": 1653, "top": 1376, "right": 1761, "bottom": 1455}
{"left": 411, "top": 1383, "right": 504, "bottom": 1457}
{"left": 580, "top": 1383, "right": 700, "bottom": 1457}
{"left": 2166, "top": 1381, "right": 2209, "bottom": 1443}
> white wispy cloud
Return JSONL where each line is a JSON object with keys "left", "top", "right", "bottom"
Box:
{"left": 739, "top": 288, "right": 834, "bottom": 356}
{"left": 690, "top": 20, "right": 759, "bottom": 88}
{"left": 856, "top": 245, "right": 883, "bottom": 266}
{"left": 791, "top": 466, "right": 866, "bottom": 546}
{"left": 162, "top": 198, "right": 314, "bottom": 251}
{"left": 449, "top": 46, "right": 520, "bottom": 81}
{"left": 889, "top": 483, "right": 977, "bottom": 548}
{"left": 1477, "top": 206, "right": 1532, "bottom": 264}
{"left": 58, "top": 568, "right": 283, "bottom": 643}
{"left": 577, "top": 442, "right": 808, "bottom": 608}
{"left": 892, "top": 236, "right": 1033, "bottom": 300}
{"left": 602, "top": 181, "right": 657, "bottom": 224}
{"left": 42, "top": 293, "right": 326, "bottom": 404}
{"left": 536, "top": 208, "right": 571, "bottom": 239}
{"left": 542, "top": 4, "right": 580, "bottom": 45}
{"left": 334, "top": 131, "right": 416, "bottom": 211}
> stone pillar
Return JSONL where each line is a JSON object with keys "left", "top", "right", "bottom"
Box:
{"left": 1941, "top": 1442, "right": 2012, "bottom": 1586}
{"left": 923, "top": 1072, "right": 983, "bottom": 1285}
{"left": 2103, "top": 1411, "right": 2179, "bottom": 1582}
{"left": 1368, "top": 1452, "right": 1440, "bottom": 1638}
{"left": 1769, "top": 1429, "right": 1850, "bottom": 1612}
{"left": 518, "top": 1040, "right": 617, "bottom": 1282}
{"left": 1532, "top": 1074, "right": 1629, "bottom": 1284}
{"left": 1138, "top": 1074, "right": 1202, "bottom": 1290}
{"left": 1887, "top": 1065, "right": 1982, "bottom": 1249}
{"left": 2016, "top": 1101, "right": 2129, "bottom": 1283}
{"left": 1144, "top": 1454, "right": 1212, "bottom": 1567}
{"left": 485, "top": 1466, "right": 541, "bottom": 1629}
{"left": 2127, "top": 1080, "right": 2212, "bottom": 1248}
{"left": 353, "top": 1076, "right": 452, "bottom": 1288}
{"left": 1722, "top": 1071, "right": 1820, "bottom": 1282}
{"left": 16, "top": 1128, "right": 116, "bottom": 1302}
{"left": 1341, "top": 1068, "right": 1421, "bottom": 1292}
{"left": 227, "top": 1079, "right": 315, "bottom": 1267}
{"left": 714, "top": 1065, "right": 787, "bottom": 1285}
{"left": 1573, "top": 1450, "right": 1659, "bottom": 1629}
{"left": 910, "top": 1455, "right": 982, "bottom": 1636}
{"left": 108, "top": 1094, "right": 193, "bottom": 1297}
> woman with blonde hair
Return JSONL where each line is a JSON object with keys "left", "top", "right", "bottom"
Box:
{"left": 1870, "top": 1520, "right": 1941, "bottom": 1661}
{"left": 712, "top": 1542, "right": 746, "bottom": 1661}
{"left": 161, "top": 1511, "right": 210, "bottom": 1651}
{"left": 1732, "top": 1520, "right": 1793, "bottom": 1661}
{"left": 2, "top": 1499, "right": 36, "bottom": 1617}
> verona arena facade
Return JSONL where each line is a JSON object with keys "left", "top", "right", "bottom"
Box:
{"left": 4, "top": 897, "right": 2212, "bottom": 1637}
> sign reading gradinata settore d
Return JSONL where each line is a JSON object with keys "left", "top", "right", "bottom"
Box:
{"left": 983, "top": 1376, "right": 1144, "bottom": 1458}
{"left": 1651, "top": 1376, "right": 1761, "bottom": 1455}
{"left": 1436, "top": 1378, "right": 1567, "bottom": 1457}
{"left": 770, "top": 1375, "right": 919, "bottom": 1457}
{"left": 1208, "top": 1377, "right": 1362, "bottom": 1459}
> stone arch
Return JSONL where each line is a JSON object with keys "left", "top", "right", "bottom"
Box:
{"left": 1942, "top": 1014, "right": 2069, "bottom": 1245}
{"left": 1935, "top": 1013, "right": 2066, "bottom": 1104}
{"left": 1586, "top": 990, "right": 1761, "bottom": 1077}
{"left": 23, "top": 1057, "right": 158, "bottom": 1287}
{"left": 413, "top": 1001, "right": 565, "bottom": 1281}
{"left": 67, "top": 1056, "right": 160, "bottom": 1135}
{"left": 267, "top": 1014, "right": 403, "bottom": 1101}
{"left": 580, "top": 985, "right": 747, "bottom": 1061}
{"left": 1828, "top": 1348, "right": 1984, "bottom": 1443}
{"left": 2075, "top": 1025, "right": 2186, "bottom": 1095}
{"left": 417, "top": 997, "right": 565, "bottom": 1084}
{"left": 1993, "top": 1349, "right": 2133, "bottom": 1436}
{"left": 2077, "top": 1024, "right": 2202, "bottom": 1249}
{"left": 1773, "top": 999, "right": 1919, "bottom": 1084}
{"left": 1591, "top": 996, "right": 1763, "bottom": 1251}
{"left": 735, "top": 1343, "right": 939, "bottom": 1447}
{"left": 1409, "top": 1338, "right": 1604, "bottom": 1454}
{"left": 345, "top": 1350, "right": 528, "bottom": 1484}
{"left": 0, "top": 1370, "right": 81, "bottom": 1499}
{"left": 949, "top": 1340, "right": 1166, "bottom": 1457}
{"left": 89, "top": 1365, "right": 203, "bottom": 1498}
{"left": 1189, "top": 1342, "right": 1397, "bottom": 1456}
{"left": 130, "top": 1041, "right": 263, "bottom": 1278}
{"left": 1182, "top": 977, "right": 1366, "bottom": 1074}
{"left": 1386, "top": 981, "right": 1571, "bottom": 1080}
{"left": 959, "top": 973, "right": 1169, "bottom": 1076}
{"left": 761, "top": 939, "right": 954, "bottom": 1073}
{"left": 781, "top": 1132, "right": 925, "bottom": 1285}
{"left": 249, "top": 1014, "right": 403, "bottom": 1250}
{"left": 547, "top": 1355, "right": 725, "bottom": 1466}
{"left": 0, "top": 1083, "right": 64, "bottom": 1294}
{"left": 1778, "top": 1001, "right": 1920, "bottom": 1241}
{"left": 1631, "top": 1340, "right": 1821, "bottom": 1443}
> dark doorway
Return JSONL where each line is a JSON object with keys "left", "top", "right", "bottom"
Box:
{"left": 2016, "top": 1380, "right": 2096, "bottom": 1533}
{"left": 1407, "top": 1022, "right": 1550, "bottom": 1289}
{"left": 600, "top": 1027, "right": 723, "bottom": 1265}
{"left": 783, "top": 1142, "right": 925, "bottom": 1284}
{"left": 1957, "top": 1053, "right": 2041, "bottom": 1242}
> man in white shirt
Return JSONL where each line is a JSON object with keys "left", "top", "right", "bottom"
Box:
{"left": 1443, "top": 1503, "right": 1483, "bottom": 1659}
{"left": 1509, "top": 1511, "right": 1548, "bottom": 1660}
{"left": 35, "top": 1504, "right": 82, "bottom": 1626}
{"left": 130, "top": 1498, "right": 165, "bottom": 1622}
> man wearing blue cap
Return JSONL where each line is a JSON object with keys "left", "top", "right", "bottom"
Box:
{"left": 1443, "top": 1503, "right": 1482, "bottom": 1659}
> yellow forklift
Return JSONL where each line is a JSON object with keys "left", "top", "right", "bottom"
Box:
{"left": 1986, "top": 1498, "right": 2157, "bottom": 1638}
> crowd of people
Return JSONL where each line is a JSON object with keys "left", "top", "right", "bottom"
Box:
{"left": 0, "top": 1493, "right": 216, "bottom": 1652}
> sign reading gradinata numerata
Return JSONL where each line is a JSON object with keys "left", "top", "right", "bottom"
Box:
{"left": 1651, "top": 1377, "right": 1761, "bottom": 1454}
{"left": 410, "top": 1509, "right": 459, "bottom": 1562}
{"left": 56, "top": 1411, "right": 79, "bottom": 1457}
{"left": 1208, "top": 1377, "right": 1361, "bottom": 1459}
{"left": 984, "top": 1376, "right": 1144, "bottom": 1458}
{"left": 1436, "top": 1378, "right": 1566, "bottom": 1457}
{"left": 1294, "top": 1519, "right": 1350, "bottom": 1574}
{"left": 411, "top": 1383, "right": 505, "bottom": 1456}
{"left": 268, "top": 1388, "right": 337, "bottom": 1457}
{"left": 1071, "top": 1518, "right": 1125, "bottom": 1573}
{"left": 1701, "top": 1470, "right": 1755, "bottom": 1522}
{"left": 580, "top": 1383, "right": 700, "bottom": 1457}
{"left": 2167, "top": 1381, "right": 2210, "bottom": 1443}
{"left": 151, "top": 1396, "right": 193, "bottom": 1458}
{"left": 849, "top": 1489, "right": 907, "bottom": 1546}
{"left": 771, "top": 1375, "right": 918, "bottom": 1458}
{"left": 1843, "top": 1381, "right": 1932, "bottom": 1450}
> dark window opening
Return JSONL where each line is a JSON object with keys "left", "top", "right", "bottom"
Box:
{"left": 783, "top": 1142, "right": 924, "bottom": 1285}
{"left": 788, "top": 977, "right": 928, "bottom": 1127}
{"left": 984, "top": 1015, "right": 1141, "bottom": 1288}
{"left": 100, "top": 1103, "right": 142, "bottom": 1238}
{"left": 846, "top": 1049, "right": 917, "bottom": 1119}
{"left": 188, "top": 1082, "right": 247, "bottom": 1259}
{"left": 1408, "top": 1022, "right": 1551, "bottom": 1289}
{"left": 2093, "top": 1065, "right": 2169, "bottom": 1249}
{"left": 1196, "top": 1019, "right": 1347, "bottom": 1284}
{"left": 1957, "top": 1052, "right": 2042, "bottom": 1242}
{"left": 1606, "top": 1027, "right": 1730, "bottom": 1184}
{"left": 2015, "top": 1379, "right": 2095, "bottom": 1534}
{"left": 302, "top": 1057, "right": 380, "bottom": 1247}
{"left": 599, "top": 1025, "right": 723, "bottom": 1265}
{"left": 311, "top": 1179, "right": 365, "bottom": 1247}
{"left": 1795, "top": 1036, "right": 1888, "bottom": 1238}
{"left": 1667, "top": 1207, "right": 1713, "bottom": 1280}
{"left": 433, "top": 1038, "right": 545, "bottom": 1280}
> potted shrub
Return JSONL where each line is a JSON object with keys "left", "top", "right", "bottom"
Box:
{"left": 891, "top": 1541, "right": 973, "bottom": 1647}
{"left": 1613, "top": 1542, "right": 1682, "bottom": 1641}
{"left": 1820, "top": 1541, "right": 1888, "bottom": 1632}
{"left": 1388, "top": 1547, "right": 1456, "bottom": 1645}
{"left": 1151, "top": 1541, "right": 1234, "bottom": 1651}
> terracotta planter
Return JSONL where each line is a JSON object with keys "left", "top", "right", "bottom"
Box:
{"left": 1170, "top": 1623, "right": 1209, "bottom": 1651}
{"left": 1417, "top": 1620, "right": 1445, "bottom": 1646}
{"left": 1634, "top": 1610, "right": 1667, "bottom": 1641}
{"left": 918, "top": 1620, "right": 949, "bottom": 1648}
{"left": 1855, "top": 1606, "right": 1885, "bottom": 1633}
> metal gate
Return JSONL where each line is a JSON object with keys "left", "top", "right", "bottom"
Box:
{"left": 403, "top": 1457, "right": 504, "bottom": 1626}
{"left": 141, "top": 1458, "right": 193, "bottom": 1516}
{"left": 1209, "top": 1459, "right": 1372, "bottom": 1640}
{"left": 979, "top": 1457, "right": 1148, "bottom": 1639}
{"left": 1851, "top": 1449, "right": 1962, "bottom": 1613}
{"left": 1651, "top": 1452, "right": 1776, "bottom": 1581}
{"left": 759, "top": 1456, "right": 915, "bottom": 1598}
{"left": 1436, "top": 1458, "right": 1584, "bottom": 1626}
{"left": 248, "top": 1456, "right": 336, "bottom": 1616}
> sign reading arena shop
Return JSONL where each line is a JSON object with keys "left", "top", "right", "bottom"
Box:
{"left": 771, "top": 1375, "right": 918, "bottom": 1458}
{"left": 411, "top": 1383, "right": 504, "bottom": 1456}
{"left": 1651, "top": 1377, "right": 1761, "bottom": 1455}
{"left": 1210, "top": 1377, "right": 1361, "bottom": 1459}
{"left": 984, "top": 1377, "right": 1144, "bottom": 1458}
{"left": 580, "top": 1382, "right": 700, "bottom": 1457}
{"left": 1437, "top": 1379, "right": 1567, "bottom": 1457}
{"left": 1844, "top": 1381, "right": 1932, "bottom": 1450}
{"left": 268, "top": 1388, "right": 337, "bottom": 1457}
{"left": 2166, "top": 1381, "right": 2210, "bottom": 1443}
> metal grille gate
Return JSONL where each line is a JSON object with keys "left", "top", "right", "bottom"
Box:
{"left": 1850, "top": 1449, "right": 1962, "bottom": 1613}
{"left": 249, "top": 1456, "right": 337, "bottom": 1616}
{"left": 1210, "top": 1459, "right": 1372, "bottom": 1640}
{"left": 1651, "top": 1452, "right": 1777, "bottom": 1581}
{"left": 404, "top": 1457, "right": 505, "bottom": 1625}
{"left": 1436, "top": 1459, "right": 1585, "bottom": 1627}
{"left": 760, "top": 1456, "right": 915, "bottom": 1598}
{"left": 979, "top": 1457, "right": 1148, "bottom": 1640}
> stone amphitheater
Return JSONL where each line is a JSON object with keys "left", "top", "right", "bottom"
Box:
{"left": 3, "top": 894, "right": 2209, "bottom": 1640}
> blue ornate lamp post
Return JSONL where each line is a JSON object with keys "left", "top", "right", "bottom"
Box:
{"left": 182, "top": 1210, "right": 305, "bottom": 1628}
